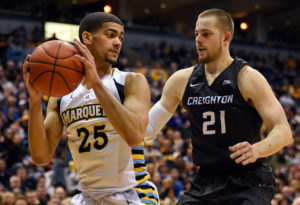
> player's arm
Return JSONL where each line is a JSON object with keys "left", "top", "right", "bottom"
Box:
{"left": 28, "top": 97, "right": 63, "bottom": 166}
{"left": 74, "top": 39, "right": 150, "bottom": 147}
{"left": 93, "top": 73, "right": 150, "bottom": 147}
{"left": 145, "top": 68, "right": 192, "bottom": 141}
{"left": 23, "top": 58, "right": 63, "bottom": 166}
{"left": 229, "top": 66, "right": 293, "bottom": 165}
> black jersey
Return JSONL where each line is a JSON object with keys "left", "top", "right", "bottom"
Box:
{"left": 182, "top": 57, "right": 264, "bottom": 170}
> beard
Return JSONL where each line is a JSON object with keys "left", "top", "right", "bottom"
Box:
{"left": 105, "top": 55, "right": 117, "bottom": 64}
{"left": 198, "top": 41, "right": 223, "bottom": 63}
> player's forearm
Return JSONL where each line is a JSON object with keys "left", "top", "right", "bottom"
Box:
{"left": 28, "top": 99, "right": 52, "bottom": 165}
{"left": 253, "top": 124, "right": 293, "bottom": 158}
{"left": 92, "top": 82, "right": 145, "bottom": 147}
{"left": 145, "top": 102, "right": 173, "bottom": 141}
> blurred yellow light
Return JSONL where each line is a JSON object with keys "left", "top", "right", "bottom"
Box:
{"left": 104, "top": 5, "right": 112, "bottom": 13}
{"left": 240, "top": 22, "right": 248, "bottom": 30}
{"left": 144, "top": 8, "right": 150, "bottom": 14}
{"left": 161, "top": 3, "right": 166, "bottom": 9}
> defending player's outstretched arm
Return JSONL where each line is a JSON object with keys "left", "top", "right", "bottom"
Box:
{"left": 145, "top": 67, "right": 193, "bottom": 141}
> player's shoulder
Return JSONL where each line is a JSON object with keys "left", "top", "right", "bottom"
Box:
{"left": 125, "top": 72, "right": 148, "bottom": 87}
{"left": 239, "top": 64, "right": 263, "bottom": 83}
{"left": 167, "top": 66, "right": 194, "bottom": 84}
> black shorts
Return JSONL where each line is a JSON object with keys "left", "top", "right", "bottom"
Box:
{"left": 177, "top": 165, "right": 275, "bottom": 205}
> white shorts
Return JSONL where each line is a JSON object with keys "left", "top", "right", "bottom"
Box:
{"left": 70, "top": 188, "right": 144, "bottom": 205}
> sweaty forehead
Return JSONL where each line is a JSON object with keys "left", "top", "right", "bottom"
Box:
{"left": 195, "top": 16, "right": 218, "bottom": 31}
{"left": 101, "top": 22, "right": 124, "bottom": 33}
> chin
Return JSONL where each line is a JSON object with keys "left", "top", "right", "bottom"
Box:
{"left": 198, "top": 57, "right": 208, "bottom": 63}
{"left": 105, "top": 57, "right": 117, "bottom": 64}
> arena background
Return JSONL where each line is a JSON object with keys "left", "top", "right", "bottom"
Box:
{"left": 0, "top": 0, "right": 299, "bottom": 204}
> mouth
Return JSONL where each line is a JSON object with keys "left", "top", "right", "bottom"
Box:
{"left": 109, "top": 50, "right": 119, "bottom": 56}
{"left": 197, "top": 48, "right": 207, "bottom": 55}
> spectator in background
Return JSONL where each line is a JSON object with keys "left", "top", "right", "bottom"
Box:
{"left": 16, "top": 166, "right": 36, "bottom": 193}
{"left": 0, "top": 158, "right": 10, "bottom": 188}
{"left": 25, "top": 190, "right": 39, "bottom": 205}
{"left": 3, "top": 191, "right": 15, "bottom": 205}
{"left": 271, "top": 149, "right": 292, "bottom": 178}
{"left": 133, "top": 60, "right": 148, "bottom": 76}
{"left": 150, "top": 61, "right": 168, "bottom": 82}
{"left": 15, "top": 196, "right": 28, "bottom": 205}
{"left": 8, "top": 175, "right": 22, "bottom": 194}
{"left": 51, "top": 149, "right": 68, "bottom": 187}
{"left": 53, "top": 186, "right": 66, "bottom": 203}
{"left": 294, "top": 197, "right": 300, "bottom": 205}
{"left": 36, "top": 186, "right": 48, "bottom": 205}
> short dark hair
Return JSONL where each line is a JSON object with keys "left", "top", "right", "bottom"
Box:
{"left": 79, "top": 12, "right": 124, "bottom": 42}
{"left": 198, "top": 8, "right": 234, "bottom": 37}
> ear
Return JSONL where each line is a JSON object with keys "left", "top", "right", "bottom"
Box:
{"left": 82, "top": 31, "right": 93, "bottom": 45}
{"left": 223, "top": 31, "right": 232, "bottom": 43}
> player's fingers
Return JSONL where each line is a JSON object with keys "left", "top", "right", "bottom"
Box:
{"left": 230, "top": 150, "right": 242, "bottom": 159}
{"left": 229, "top": 141, "right": 249, "bottom": 151}
{"left": 240, "top": 146, "right": 251, "bottom": 155}
{"left": 74, "top": 39, "right": 87, "bottom": 56}
{"left": 74, "top": 39, "right": 93, "bottom": 60}
{"left": 75, "top": 54, "right": 89, "bottom": 65}
{"left": 241, "top": 157, "right": 254, "bottom": 166}
{"left": 22, "top": 61, "right": 29, "bottom": 76}
{"left": 234, "top": 154, "right": 245, "bottom": 164}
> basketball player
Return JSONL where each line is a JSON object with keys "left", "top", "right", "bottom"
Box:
{"left": 23, "top": 12, "right": 158, "bottom": 205}
{"left": 145, "top": 9, "right": 293, "bottom": 205}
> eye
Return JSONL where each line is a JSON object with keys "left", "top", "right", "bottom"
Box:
{"left": 106, "top": 31, "right": 116, "bottom": 38}
{"left": 203, "top": 32, "right": 210, "bottom": 38}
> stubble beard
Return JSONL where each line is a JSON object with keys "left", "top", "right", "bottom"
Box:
{"left": 105, "top": 55, "right": 117, "bottom": 64}
{"left": 198, "top": 41, "right": 223, "bottom": 64}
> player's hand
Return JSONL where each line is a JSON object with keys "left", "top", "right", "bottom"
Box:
{"left": 229, "top": 141, "right": 259, "bottom": 165}
{"left": 23, "top": 55, "right": 41, "bottom": 100}
{"left": 74, "top": 38, "right": 100, "bottom": 89}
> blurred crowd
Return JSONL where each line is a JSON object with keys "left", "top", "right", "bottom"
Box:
{"left": 0, "top": 25, "right": 299, "bottom": 205}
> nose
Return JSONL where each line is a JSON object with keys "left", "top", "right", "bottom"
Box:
{"left": 113, "top": 38, "right": 122, "bottom": 49}
{"left": 195, "top": 34, "right": 201, "bottom": 43}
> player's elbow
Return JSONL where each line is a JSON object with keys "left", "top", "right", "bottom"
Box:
{"left": 284, "top": 127, "right": 293, "bottom": 146}
{"left": 126, "top": 132, "right": 144, "bottom": 147}
{"left": 31, "top": 155, "right": 51, "bottom": 166}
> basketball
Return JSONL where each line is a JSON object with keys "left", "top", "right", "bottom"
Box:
{"left": 28, "top": 40, "right": 84, "bottom": 97}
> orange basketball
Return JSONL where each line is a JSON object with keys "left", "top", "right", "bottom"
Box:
{"left": 28, "top": 40, "right": 84, "bottom": 97}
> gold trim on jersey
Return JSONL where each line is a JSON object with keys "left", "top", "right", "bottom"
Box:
{"left": 110, "top": 68, "right": 115, "bottom": 76}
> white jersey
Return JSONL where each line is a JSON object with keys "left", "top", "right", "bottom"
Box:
{"left": 59, "top": 68, "right": 137, "bottom": 200}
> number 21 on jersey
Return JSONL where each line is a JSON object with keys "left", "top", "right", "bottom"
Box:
{"left": 202, "top": 110, "right": 226, "bottom": 135}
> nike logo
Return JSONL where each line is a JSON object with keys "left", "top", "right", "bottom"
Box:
{"left": 190, "top": 83, "right": 201, "bottom": 87}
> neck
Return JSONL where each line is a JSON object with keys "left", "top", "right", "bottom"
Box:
{"left": 95, "top": 58, "right": 112, "bottom": 78}
{"left": 204, "top": 49, "right": 233, "bottom": 75}
{"left": 81, "top": 60, "right": 112, "bottom": 88}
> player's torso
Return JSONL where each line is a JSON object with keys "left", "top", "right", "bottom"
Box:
{"left": 182, "top": 57, "right": 263, "bottom": 167}
{"left": 58, "top": 68, "right": 136, "bottom": 198}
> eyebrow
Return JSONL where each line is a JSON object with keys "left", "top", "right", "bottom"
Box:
{"left": 195, "top": 29, "right": 212, "bottom": 33}
{"left": 104, "top": 28, "right": 124, "bottom": 35}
